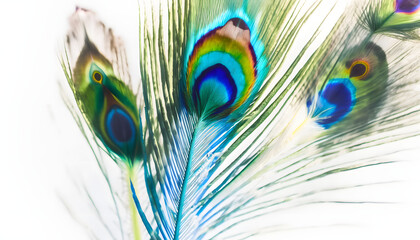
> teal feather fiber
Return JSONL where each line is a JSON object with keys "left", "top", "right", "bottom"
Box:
{"left": 60, "top": 0, "right": 420, "bottom": 239}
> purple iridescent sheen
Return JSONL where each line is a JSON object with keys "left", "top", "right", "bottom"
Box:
{"left": 396, "top": 0, "right": 420, "bottom": 13}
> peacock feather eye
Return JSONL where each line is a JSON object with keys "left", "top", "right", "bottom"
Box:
{"left": 105, "top": 107, "right": 136, "bottom": 147}
{"left": 92, "top": 70, "right": 103, "bottom": 84}
{"left": 307, "top": 42, "right": 388, "bottom": 129}
{"left": 395, "top": 0, "right": 420, "bottom": 14}
{"left": 63, "top": 8, "right": 143, "bottom": 165}
{"left": 96, "top": 83, "right": 141, "bottom": 163}
{"left": 184, "top": 17, "right": 258, "bottom": 119}
{"left": 307, "top": 79, "right": 356, "bottom": 128}
{"left": 349, "top": 60, "right": 370, "bottom": 80}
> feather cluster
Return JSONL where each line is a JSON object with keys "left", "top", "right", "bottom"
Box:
{"left": 60, "top": 0, "right": 420, "bottom": 239}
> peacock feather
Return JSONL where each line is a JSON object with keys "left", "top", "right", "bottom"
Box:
{"left": 60, "top": 0, "right": 420, "bottom": 239}
{"left": 62, "top": 8, "right": 143, "bottom": 167}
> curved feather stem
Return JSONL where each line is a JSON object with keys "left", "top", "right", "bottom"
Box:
{"left": 143, "top": 157, "right": 169, "bottom": 239}
{"left": 173, "top": 125, "right": 198, "bottom": 240}
{"left": 130, "top": 180, "right": 158, "bottom": 239}
{"left": 128, "top": 177, "right": 142, "bottom": 240}
{"left": 141, "top": 95, "right": 171, "bottom": 239}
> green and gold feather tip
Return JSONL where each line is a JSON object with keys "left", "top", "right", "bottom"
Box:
{"left": 361, "top": 0, "right": 420, "bottom": 39}
{"left": 61, "top": 8, "right": 143, "bottom": 166}
{"left": 307, "top": 42, "right": 388, "bottom": 129}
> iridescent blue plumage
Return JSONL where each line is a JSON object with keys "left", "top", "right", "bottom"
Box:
{"left": 192, "top": 63, "right": 238, "bottom": 116}
{"left": 106, "top": 107, "right": 136, "bottom": 146}
{"left": 307, "top": 79, "right": 356, "bottom": 128}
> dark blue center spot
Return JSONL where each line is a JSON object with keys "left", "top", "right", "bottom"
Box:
{"left": 308, "top": 80, "right": 355, "bottom": 128}
{"left": 106, "top": 107, "right": 135, "bottom": 144}
{"left": 193, "top": 63, "right": 237, "bottom": 115}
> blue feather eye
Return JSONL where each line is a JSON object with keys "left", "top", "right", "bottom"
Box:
{"left": 106, "top": 107, "right": 136, "bottom": 146}
{"left": 307, "top": 79, "right": 356, "bottom": 128}
{"left": 184, "top": 17, "right": 259, "bottom": 119}
{"left": 308, "top": 42, "right": 388, "bottom": 129}
{"left": 192, "top": 64, "right": 238, "bottom": 116}
{"left": 395, "top": 0, "right": 420, "bottom": 14}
